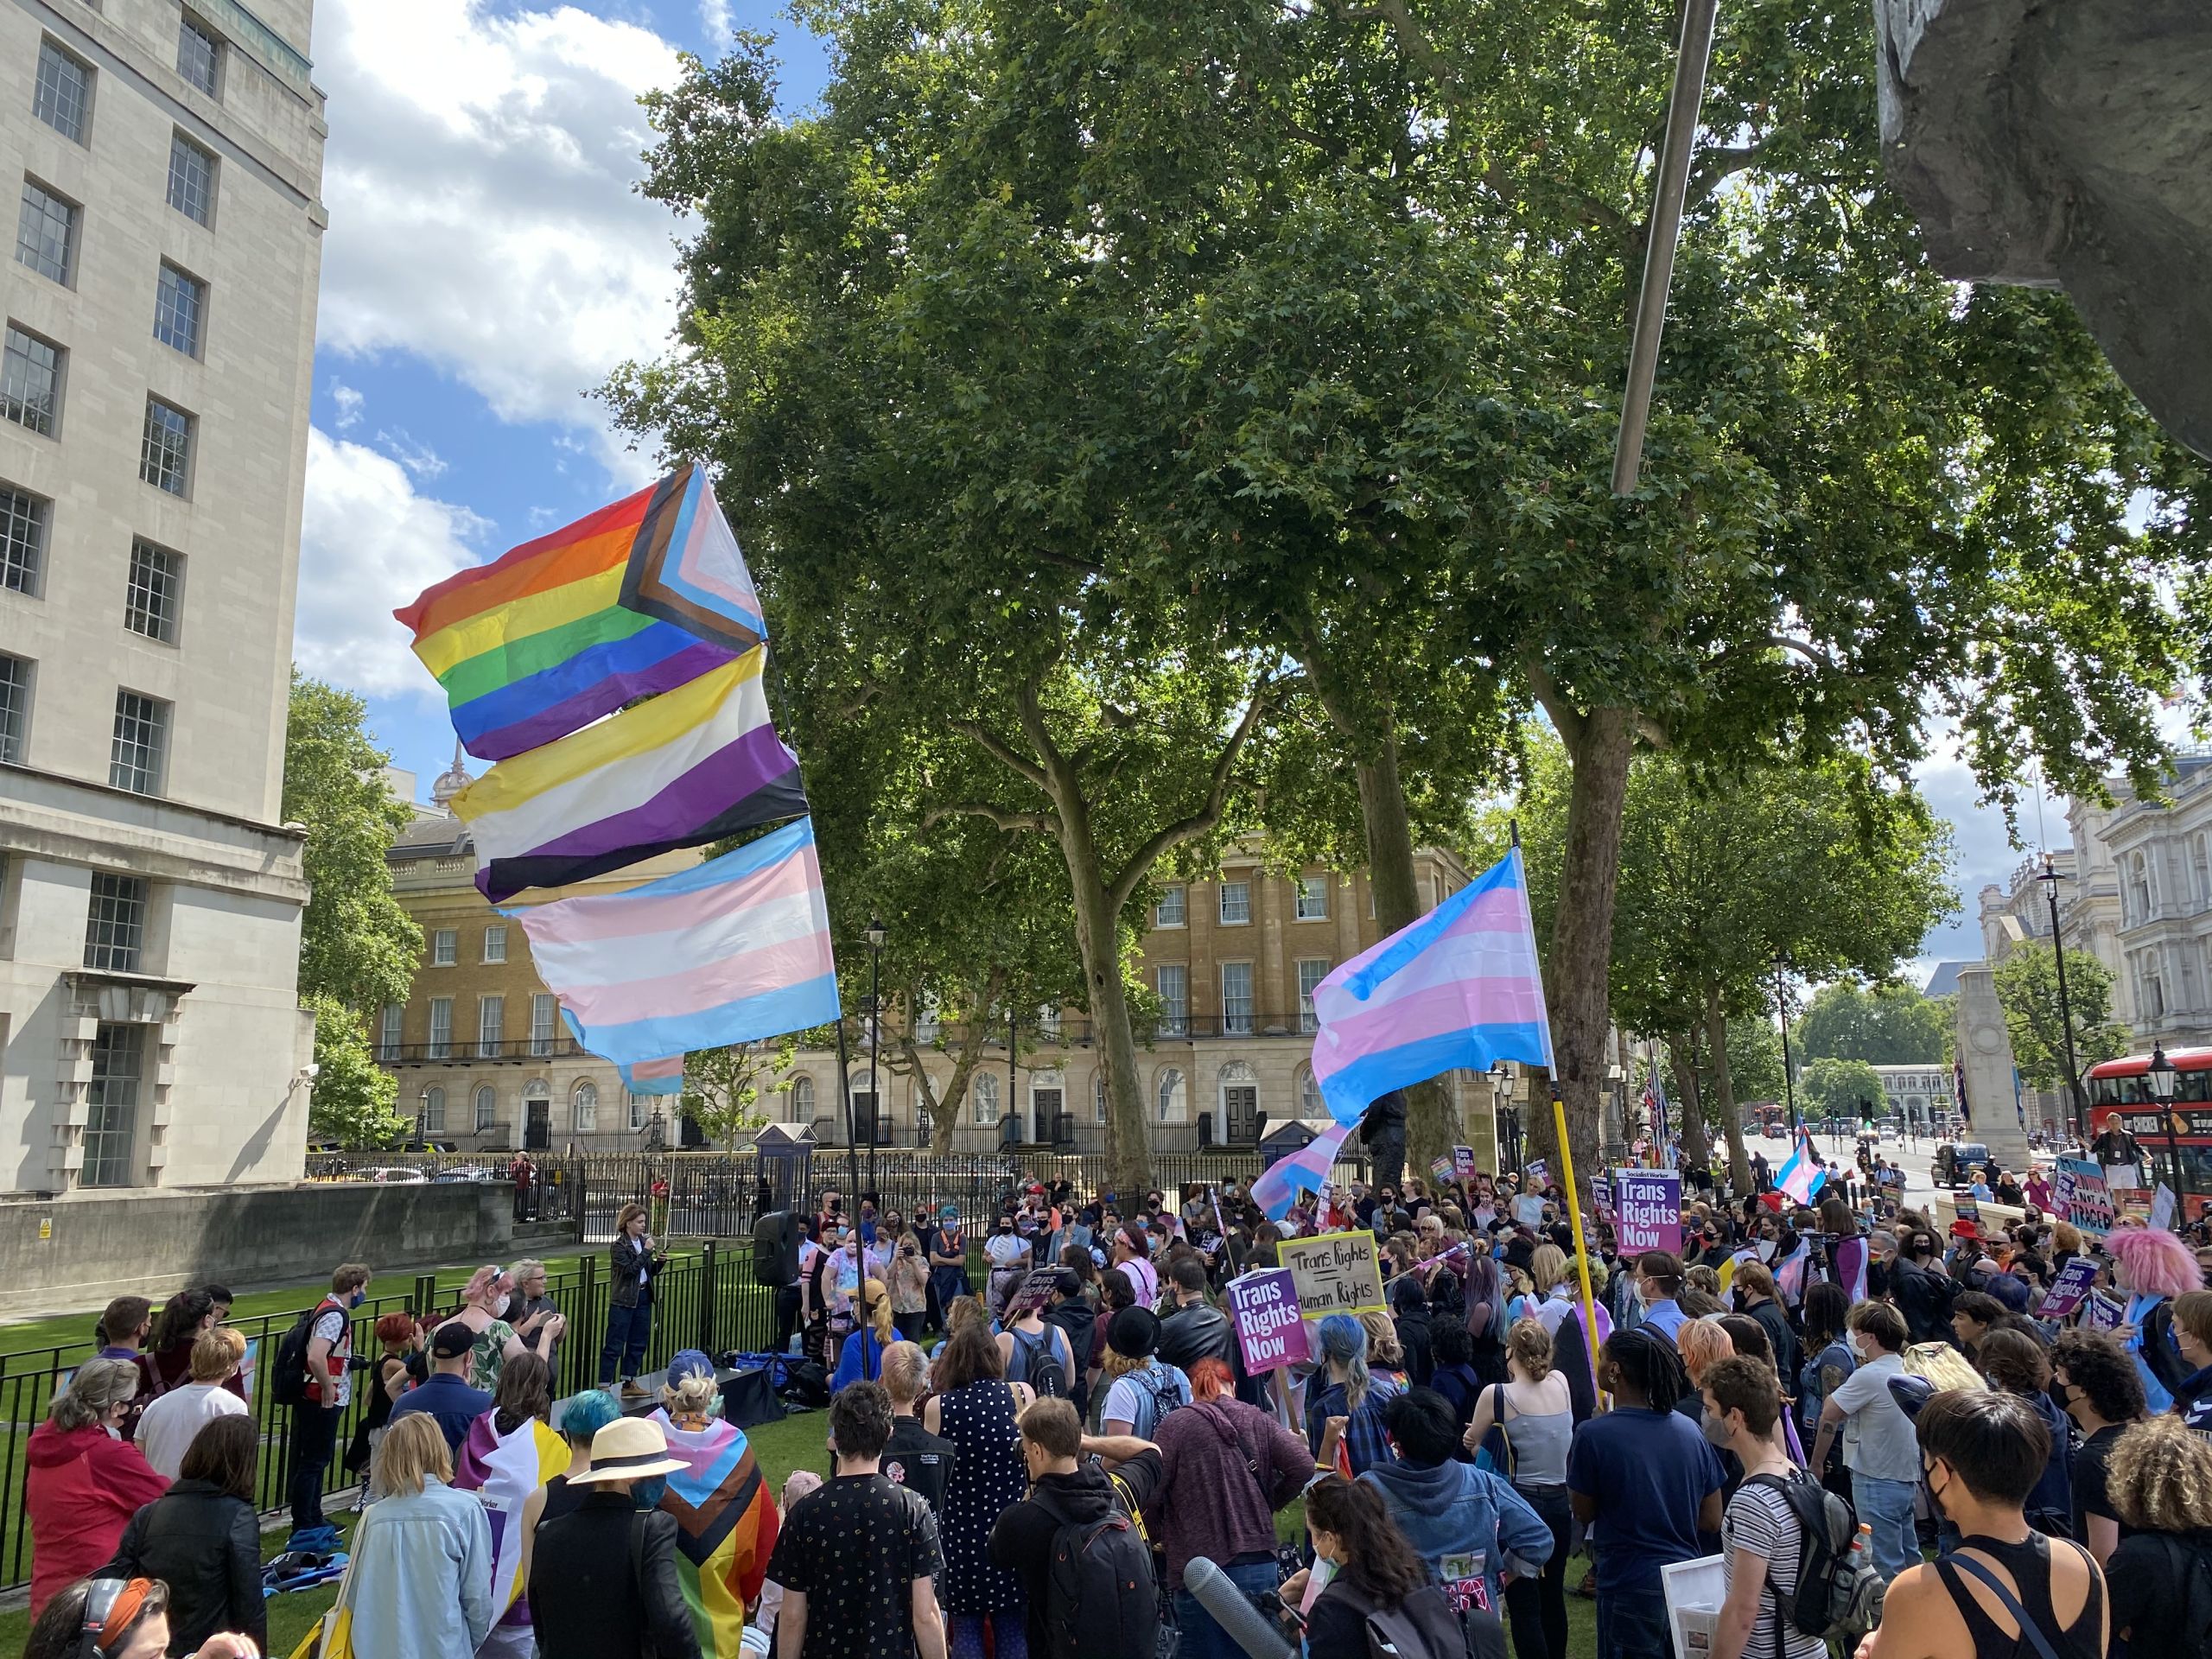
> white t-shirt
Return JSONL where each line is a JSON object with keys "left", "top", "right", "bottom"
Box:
{"left": 1825, "top": 1351, "right": 1917, "bottom": 1482}
{"left": 984, "top": 1231, "right": 1030, "bottom": 1270}
{"left": 1722, "top": 1478, "right": 1827, "bottom": 1659}
{"left": 135, "top": 1382, "right": 248, "bottom": 1478}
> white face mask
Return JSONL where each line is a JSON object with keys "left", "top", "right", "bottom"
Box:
{"left": 495, "top": 1293, "right": 512, "bottom": 1318}
{"left": 1847, "top": 1332, "right": 1869, "bottom": 1361}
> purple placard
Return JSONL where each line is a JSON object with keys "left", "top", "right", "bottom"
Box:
{"left": 2038, "top": 1256, "right": 2099, "bottom": 1322}
{"left": 1613, "top": 1167, "right": 1682, "bottom": 1256}
{"left": 1227, "top": 1268, "right": 1309, "bottom": 1373}
{"left": 2085, "top": 1290, "right": 2125, "bottom": 1332}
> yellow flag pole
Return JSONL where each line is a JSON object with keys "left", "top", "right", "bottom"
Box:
{"left": 1551, "top": 1078, "right": 1605, "bottom": 1410}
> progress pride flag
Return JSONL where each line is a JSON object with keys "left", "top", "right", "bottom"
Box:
{"left": 1613, "top": 1168, "right": 1682, "bottom": 1256}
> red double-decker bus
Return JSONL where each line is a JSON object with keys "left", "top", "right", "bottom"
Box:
{"left": 2086, "top": 1048, "right": 2212, "bottom": 1220}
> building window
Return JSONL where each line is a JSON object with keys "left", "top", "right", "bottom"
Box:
{"left": 530, "top": 992, "right": 556, "bottom": 1056}
{"left": 84, "top": 873, "right": 148, "bottom": 971}
{"left": 474, "top": 1084, "right": 497, "bottom": 1131}
{"left": 1094, "top": 1071, "right": 1109, "bottom": 1124}
{"left": 1218, "top": 880, "right": 1251, "bottom": 925}
{"left": 430, "top": 928, "right": 456, "bottom": 966}
{"left": 3, "top": 326, "right": 61, "bottom": 435}
{"left": 177, "top": 15, "right": 221, "bottom": 95}
{"left": 3, "top": 484, "right": 48, "bottom": 594}
{"left": 477, "top": 995, "right": 504, "bottom": 1057}
{"left": 427, "top": 996, "right": 452, "bottom": 1059}
{"left": 378, "top": 1004, "right": 403, "bottom": 1061}
{"left": 791, "top": 1074, "right": 815, "bottom": 1122}
{"left": 1300, "top": 1065, "right": 1325, "bottom": 1119}
{"left": 1295, "top": 876, "right": 1329, "bottom": 921}
{"left": 81, "top": 1024, "right": 145, "bottom": 1187}
{"left": 1037, "top": 1002, "right": 1061, "bottom": 1040}
{"left": 34, "top": 41, "right": 92, "bottom": 143}
{"left": 2195, "top": 832, "right": 2212, "bottom": 912}
{"left": 108, "top": 691, "right": 169, "bottom": 795}
{"left": 973, "top": 1070, "right": 1000, "bottom": 1126}
{"left": 1154, "top": 884, "right": 1186, "bottom": 927}
{"left": 628, "top": 1088, "right": 647, "bottom": 1132}
{"left": 1298, "top": 959, "right": 1332, "bottom": 1035}
{"left": 423, "top": 1085, "right": 446, "bottom": 1134}
{"left": 914, "top": 992, "right": 940, "bottom": 1043}
{"left": 1220, "top": 962, "right": 1254, "bottom": 1034}
{"left": 167, "top": 132, "right": 215, "bottom": 226}
{"left": 154, "top": 264, "right": 206, "bottom": 357}
{"left": 1156, "top": 963, "right": 1188, "bottom": 1036}
{"left": 124, "top": 541, "right": 183, "bottom": 642}
{"left": 140, "top": 398, "right": 193, "bottom": 495}
{"left": 573, "top": 1081, "right": 597, "bottom": 1133}
{"left": 1157, "top": 1067, "right": 1185, "bottom": 1123}
{"left": 0, "top": 653, "right": 29, "bottom": 761}
{"left": 16, "top": 181, "right": 77, "bottom": 285}
{"left": 483, "top": 924, "right": 506, "bottom": 963}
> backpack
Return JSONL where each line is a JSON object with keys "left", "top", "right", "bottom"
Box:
{"left": 1041, "top": 1493, "right": 1158, "bottom": 1659}
{"left": 1011, "top": 1327, "right": 1069, "bottom": 1401}
{"left": 1745, "top": 1471, "right": 1884, "bottom": 1649}
{"left": 270, "top": 1299, "right": 342, "bottom": 1408}
{"left": 1334, "top": 1581, "right": 1478, "bottom": 1659}
{"left": 1123, "top": 1367, "right": 1185, "bottom": 1440}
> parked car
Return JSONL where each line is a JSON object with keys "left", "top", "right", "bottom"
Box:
{"left": 1930, "top": 1141, "right": 1990, "bottom": 1189}
{"left": 357, "top": 1166, "right": 429, "bottom": 1185}
{"left": 432, "top": 1166, "right": 498, "bottom": 1184}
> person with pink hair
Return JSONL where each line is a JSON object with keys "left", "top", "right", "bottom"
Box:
{"left": 2109, "top": 1226, "right": 2198, "bottom": 1413}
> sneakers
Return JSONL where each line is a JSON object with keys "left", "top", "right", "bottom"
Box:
{"left": 620, "top": 1377, "right": 651, "bottom": 1398}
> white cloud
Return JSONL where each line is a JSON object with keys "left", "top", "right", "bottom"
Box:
{"left": 296, "top": 429, "right": 490, "bottom": 697}
{"left": 700, "top": 0, "right": 734, "bottom": 42}
{"left": 311, "top": 1, "right": 690, "bottom": 474}
{"left": 374, "top": 427, "right": 449, "bottom": 480}
{"left": 330, "top": 380, "right": 364, "bottom": 429}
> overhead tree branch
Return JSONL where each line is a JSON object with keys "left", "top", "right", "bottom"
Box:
{"left": 950, "top": 715, "right": 1052, "bottom": 791}
{"left": 922, "top": 801, "right": 1058, "bottom": 835}
{"left": 1520, "top": 652, "right": 1589, "bottom": 757}
{"left": 1107, "top": 669, "right": 1282, "bottom": 912}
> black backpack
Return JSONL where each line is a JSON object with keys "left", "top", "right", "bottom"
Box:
{"left": 1042, "top": 1496, "right": 1157, "bottom": 1659}
{"left": 270, "top": 1299, "right": 342, "bottom": 1408}
{"left": 1011, "top": 1328, "right": 1068, "bottom": 1400}
{"left": 1744, "top": 1471, "right": 1884, "bottom": 1649}
{"left": 1124, "top": 1367, "right": 1185, "bottom": 1439}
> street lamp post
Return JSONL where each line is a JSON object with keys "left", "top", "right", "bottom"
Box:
{"left": 2034, "top": 853, "right": 2088, "bottom": 1141}
{"left": 2147, "top": 1041, "right": 2182, "bottom": 1211}
{"left": 865, "top": 918, "right": 887, "bottom": 1199}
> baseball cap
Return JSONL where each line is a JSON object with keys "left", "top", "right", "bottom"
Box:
{"left": 429, "top": 1322, "right": 474, "bottom": 1360}
{"left": 668, "top": 1349, "right": 715, "bottom": 1383}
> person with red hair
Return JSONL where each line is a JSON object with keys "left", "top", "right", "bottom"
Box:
{"left": 1142, "top": 1357, "right": 1313, "bottom": 1659}
{"left": 2109, "top": 1225, "right": 2200, "bottom": 1413}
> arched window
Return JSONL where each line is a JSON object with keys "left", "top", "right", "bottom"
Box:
{"left": 1299, "top": 1065, "right": 1324, "bottom": 1120}
{"left": 573, "top": 1080, "right": 598, "bottom": 1133}
{"left": 1156, "top": 1067, "right": 1186, "bottom": 1122}
{"left": 474, "top": 1084, "right": 497, "bottom": 1131}
{"left": 423, "top": 1085, "right": 446, "bottom": 1134}
{"left": 973, "top": 1071, "right": 1001, "bottom": 1125}
{"left": 791, "top": 1075, "right": 816, "bottom": 1122}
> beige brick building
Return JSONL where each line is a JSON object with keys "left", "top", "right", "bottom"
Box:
{"left": 0, "top": 0, "right": 323, "bottom": 1192}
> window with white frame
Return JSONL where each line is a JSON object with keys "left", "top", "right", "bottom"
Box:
{"left": 34, "top": 41, "right": 92, "bottom": 143}
{"left": 791, "top": 1074, "right": 816, "bottom": 1122}
{"left": 483, "top": 924, "right": 507, "bottom": 963}
{"left": 431, "top": 928, "right": 456, "bottom": 966}
{"left": 1295, "top": 876, "right": 1329, "bottom": 920}
{"left": 0, "top": 653, "right": 29, "bottom": 762}
{"left": 1156, "top": 963, "right": 1188, "bottom": 1035}
{"left": 2195, "top": 832, "right": 2212, "bottom": 912}
{"left": 2, "top": 485, "right": 46, "bottom": 594}
{"left": 82, "top": 1024, "right": 143, "bottom": 1187}
{"left": 474, "top": 1084, "right": 497, "bottom": 1130}
{"left": 124, "top": 541, "right": 182, "bottom": 643}
{"left": 1298, "top": 959, "right": 1331, "bottom": 1035}
{"left": 915, "top": 991, "right": 940, "bottom": 1043}
{"left": 973, "top": 1070, "right": 1000, "bottom": 1125}
{"left": 108, "top": 692, "right": 168, "bottom": 795}
{"left": 477, "top": 995, "right": 504, "bottom": 1056}
{"left": 167, "top": 131, "right": 215, "bottom": 225}
{"left": 84, "top": 873, "right": 147, "bottom": 971}
{"left": 1218, "top": 880, "right": 1251, "bottom": 925}
{"left": 530, "top": 993, "right": 556, "bottom": 1056}
{"left": 423, "top": 1085, "right": 446, "bottom": 1134}
{"left": 1154, "top": 884, "right": 1186, "bottom": 927}
{"left": 1156, "top": 1067, "right": 1186, "bottom": 1122}
{"left": 1221, "top": 961, "right": 1254, "bottom": 1034}
{"left": 574, "top": 1080, "right": 598, "bottom": 1133}
{"left": 378, "top": 1004, "right": 402, "bottom": 1061}
{"left": 427, "top": 996, "right": 452, "bottom": 1059}
{"left": 3, "top": 327, "right": 61, "bottom": 436}
{"left": 628, "top": 1089, "right": 647, "bottom": 1132}
{"left": 1036, "top": 1002, "right": 1061, "bottom": 1039}
{"left": 1300, "top": 1065, "right": 1325, "bottom": 1118}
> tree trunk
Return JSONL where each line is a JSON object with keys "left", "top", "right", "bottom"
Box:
{"left": 1668, "top": 1036, "right": 1712, "bottom": 1169}
{"left": 923, "top": 985, "right": 999, "bottom": 1160}
{"left": 1532, "top": 707, "right": 1634, "bottom": 1210}
{"left": 1355, "top": 732, "right": 1452, "bottom": 1173}
{"left": 1052, "top": 792, "right": 1154, "bottom": 1197}
{"left": 1707, "top": 987, "right": 1751, "bottom": 1193}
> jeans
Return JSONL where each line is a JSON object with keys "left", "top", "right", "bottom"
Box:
{"left": 1853, "top": 1472, "right": 1920, "bottom": 1583}
{"left": 773, "top": 1285, "right": 803, "bottom": 1353}
{"left": 1594, "top": 1588, "right": 1672, "bottom": 1659}
{"left": 1173, "top": 1557, "right": 1279, "bottom": 1659}
{"left": 600, "top": 1299, "right": 652, "bottom": 1384}
{"left": 1505, "top": 1483, "right": 1572, "bottom": 1659}
{"left": 289, "top": 1402, "right": 341, "bottom": 1532}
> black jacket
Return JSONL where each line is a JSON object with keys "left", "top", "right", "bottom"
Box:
{"left": 106, "top": 1479, "right": 266, "bottom": 1656}
{"left": 1043, "top": 1299, "right": 1097, "bottom": 1408}
{"left": 610, "top": 1236, "right": 665, "bottom": 1308}
{"left": 1891, "top": 1256, "right": 1956, "bottom": 1346}
{"left": 528, "top": 1490, "right": 701, "bottom": 1659}
{"left": 1156, "top": 1300, "right": 1234, "bottom": 1376}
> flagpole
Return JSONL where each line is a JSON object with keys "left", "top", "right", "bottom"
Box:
{"left": 1550, "top": 1077, "right": 1605, "bottom": 1410}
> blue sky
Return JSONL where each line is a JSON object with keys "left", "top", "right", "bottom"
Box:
{"left": 296, "top": 2, "right": 2109, "bottom": 976}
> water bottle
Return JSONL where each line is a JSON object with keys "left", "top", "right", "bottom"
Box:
{"left": 1847, "top": 1522, "right": 1872, "bottom": 1571}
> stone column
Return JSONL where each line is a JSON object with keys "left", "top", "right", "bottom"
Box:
{"left": 1953, "top": 965, "right": 2033, "bottom": 1177}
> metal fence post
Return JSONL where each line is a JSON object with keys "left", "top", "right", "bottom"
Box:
{"left": 699, "top": 1241, "right": 718, "bottom": 1357}
{"left": 575, "top": 1253, "right": 599, "bottom": 1396}
{"left": 413, "top": 1273, "right": 439, "bottom": 1319}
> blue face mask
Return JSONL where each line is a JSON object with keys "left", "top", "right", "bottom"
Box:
{"left": 632, "top": 1476, "right": 668, "bottom": 1510}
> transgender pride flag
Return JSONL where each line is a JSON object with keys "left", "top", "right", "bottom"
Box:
{"left": 1774, "top": 1132, "right": 1829, "bottom": 1206}
{"left": 1251, "top": 1119, "right": 1358, "bottom": 1222}
{"left": 1309, "top": 846, "right": 1554, "bottom": 1125}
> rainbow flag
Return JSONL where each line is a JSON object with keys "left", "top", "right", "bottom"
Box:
{"left": 1309, "top": 846, "right": 1554, "bottom": 1124}
{"left": 454, "top": 646, "right": 806, "bottom": 903}
{"left": 396, "top": 462, "right": 764, "bottom": 760}
{"left": 1251, "top": 1117, "right": 1357, "bottom": 1222}
{"left": 652, "top": 1408, "right": 780, "bottom": 1647}
{"left": 503, "top": 817, "right": 838, "bottom": 1065}
{"left": 452, "top": 1411, "right": 571, "bottom": 1624}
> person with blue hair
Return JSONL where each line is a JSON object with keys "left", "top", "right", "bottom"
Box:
{"left": 518, "top": 1388, "right": 626, "bottom": 1554}
{"left": 1306, "top": 1313, "right": 1406, "bottom": 1477}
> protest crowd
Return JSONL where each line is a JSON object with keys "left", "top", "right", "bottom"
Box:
{"left": 21, "top": 1137, "right": 2212, "bottom": 1659}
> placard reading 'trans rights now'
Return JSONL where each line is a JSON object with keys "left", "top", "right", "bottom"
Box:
{"left": 1613, "top": 1168, "right": 1682, "bottom": 1256}
{"left": 1226, "top": 1268, "right": 1309, "bottom": 1373}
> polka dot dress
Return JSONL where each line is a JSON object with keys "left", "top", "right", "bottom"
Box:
{"left": 938, "top": 1378, "right": 1027, "bottom": 1614}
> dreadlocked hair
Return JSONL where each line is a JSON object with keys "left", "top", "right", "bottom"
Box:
{"left": 1604, "top": 1325, "right": 1688, "bottom": 1407}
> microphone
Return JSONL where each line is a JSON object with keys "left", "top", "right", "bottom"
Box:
{"left": 1183, "top": 1556, "right": 1296, "bottom": 1659}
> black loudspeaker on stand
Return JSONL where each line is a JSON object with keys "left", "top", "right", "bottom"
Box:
{"left": 752, "top": 1210, "right": 800, "bottom": 1287}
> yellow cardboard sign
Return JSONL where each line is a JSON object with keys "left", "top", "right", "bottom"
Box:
{"left": 1279, "top": 1228, "right": 1387, "bottom": 1319}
